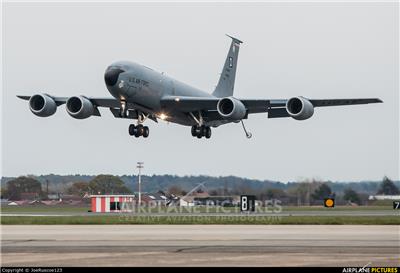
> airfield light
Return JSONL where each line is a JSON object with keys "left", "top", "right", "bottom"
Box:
{"left": 324, "top": 198, "right": 335, "bottom": 208}
{"left": 137, "top": 162, "right": 144, "bottom": 209}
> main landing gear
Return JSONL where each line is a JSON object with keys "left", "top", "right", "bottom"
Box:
{"left": 128, "top": 111, "right": 150, "bottom": 138}
{"left": 189, "top": 111, "right": 211, "bottom": 139}
{"left": 129, "top": 124, "right": 149, "bottom": 138}
{"left": 191, "top": 125, "right": 211, "bottom": 139}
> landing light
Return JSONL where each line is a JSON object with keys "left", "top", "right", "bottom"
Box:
{"left": 174, "top": 97, "right": 180, "bottom": 102}
{"left": 159, "top": 113, "right": 167, "bottom": 120}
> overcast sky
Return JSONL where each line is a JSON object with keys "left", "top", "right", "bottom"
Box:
{"left": 2, "top": 2, "right": 399, "bottom": 182}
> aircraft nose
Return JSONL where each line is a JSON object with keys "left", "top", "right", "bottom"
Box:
{"left": 104, "top": 68, "right": 125, "bottom": 86}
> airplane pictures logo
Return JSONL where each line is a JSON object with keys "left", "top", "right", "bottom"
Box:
{"left": 342, "top": 267, "right": 398, "bottom": 273}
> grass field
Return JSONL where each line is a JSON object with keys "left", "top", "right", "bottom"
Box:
{"left": 1, "top": 206, "right": 88, "bottom": 213}
{"left": 1, "top": 215, "right": 399, "bottom": 225}
{"left": 2, "top": 204, "right": 397, "bottom": 225}
{"left": 0, "top": 205, "right": 394, "bottom": 214}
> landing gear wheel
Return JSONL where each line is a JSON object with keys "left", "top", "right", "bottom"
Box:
{"left": 129, "top": 124, "right": 149, "bottom": 138}
{"left": 129, "top": 124, "right": 136, "bottom": 136}
{"left": 134, "top": 124, "right": 142, "bottom": 138}
{"left": 200, "top": 126, "right": 207, "bottom": 137}
{"left": 205, "top": 127, "right": 212, "bottom": 139}
{"left": 191, "top": 125, "right": 212, "bottom": 139}
{"left": 143, "top": 126, "right": 149, "bottom": 138}
{"left": 191, "top": 126, "right": 197, "bottom": 137}
{"left": 195, "top": 126, "right": 201, "bottom": 137}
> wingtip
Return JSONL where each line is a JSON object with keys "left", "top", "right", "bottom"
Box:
{"left": 17, "top": 95, "right": 31, "bottom": 100}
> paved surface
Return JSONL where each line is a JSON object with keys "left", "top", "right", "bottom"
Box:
{"left": 1, "top": 225, "right": 399, "bottom": 266}
{"left": 1, "top": 210, "right": 399, "bottom": 217}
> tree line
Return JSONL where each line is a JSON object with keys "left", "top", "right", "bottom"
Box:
{"left": 1, "top": 174, "right": 398, "bottom": 205}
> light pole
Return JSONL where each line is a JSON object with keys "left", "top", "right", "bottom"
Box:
{"left": 137, "top": 162, "right": 144, "bottom": 209}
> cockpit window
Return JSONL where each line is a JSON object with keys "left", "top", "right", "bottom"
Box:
{"left": 104, "top": 68, "right": 125, "bottom": 86}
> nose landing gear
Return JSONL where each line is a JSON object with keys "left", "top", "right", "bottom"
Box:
{"left": 119, "top": 100, "right": 128, "bottom": 118}
{"left": 191, "top": 125, "right": 211, "bottom": 139}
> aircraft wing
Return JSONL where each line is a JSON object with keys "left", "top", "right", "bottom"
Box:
{"left": 160, "top": 96, "right": 382, "bottom": 118}
{"left": 309, "top": 98, "right": 382, "bottom": 107}
{"left": 17, "top": 95, "right": 121, "bottom": 108}
{"left": 17, "top": 95, "right": 156, "bottom": 120}
{"left": 267, "top": 98, "right": 383, "bottom": 118}
{"left": 17, "top": 95, "right": 69, "bottom": 106}
{"left": 160, "top": 96, "right": 286, "bottom": 112}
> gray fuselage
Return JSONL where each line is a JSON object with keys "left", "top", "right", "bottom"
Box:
{"left": 105, "top": 61, "right": 215, "bottom": 126}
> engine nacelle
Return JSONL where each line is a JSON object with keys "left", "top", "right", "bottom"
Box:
{"left": 286, "top": 96, "right": 314, "bottom": 120}
{"left": 66, "top": 96, "right": 94, "bottom": 119}
{"left": 217, "top": 97, "right": 247, "bottom": 120}
{"left": 29, "top": 94, "right": 57, "bottom": 117}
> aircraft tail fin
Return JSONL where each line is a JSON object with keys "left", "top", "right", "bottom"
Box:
{"left": 212, "top": 35, "right": 243, "bottom": 98}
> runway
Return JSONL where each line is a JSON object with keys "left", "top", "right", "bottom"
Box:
{"left": 2, "top": 225, "right": 399, "bottom": 266}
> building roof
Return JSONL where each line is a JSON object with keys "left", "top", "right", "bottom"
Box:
{"left": 368, "top": 195, "right": 400, "bottom": 200}
{"left": 147, "top": 192, "right": 168, "bottom": 201}
{"left": 192, "top": 192, "right": 210, "bottom": 198}
{"left": 60, "top": 194, "right": 84, "bottom": 201}
{"left": 90, "top": 194, "right": 136, "bottom": 197}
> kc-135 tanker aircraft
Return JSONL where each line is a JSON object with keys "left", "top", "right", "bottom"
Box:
{"left": 18, "top": 35, "right": 382, "bottom": 139}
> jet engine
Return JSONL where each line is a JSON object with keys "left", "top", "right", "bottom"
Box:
{"left": 66, "top": 96, "right": 94, "bottom": 119}
{"left": 286, "top": 96, "right": 314, "bottom": 120}
{"left": 217, "top": 97, "right": 247, "bottom": 120}
{"left": 29, "top": 94, "right": 57, "bottom": 117}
